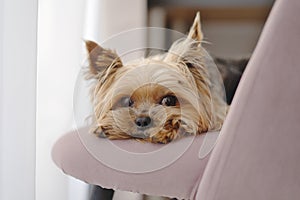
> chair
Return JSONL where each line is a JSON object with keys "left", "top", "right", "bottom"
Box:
{"left": 52, "top": 0, "right": 300, "bottom": 199}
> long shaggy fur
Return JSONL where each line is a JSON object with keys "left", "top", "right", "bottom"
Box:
{"left": 85, "top": 12, "right": 228, "bottom": 143}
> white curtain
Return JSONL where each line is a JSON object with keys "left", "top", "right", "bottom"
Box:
{"left": 36, "top": 0, "right": 86, "bottom": 199}
{"left": 0, "top": 0, "right": 37, "bottom": 199}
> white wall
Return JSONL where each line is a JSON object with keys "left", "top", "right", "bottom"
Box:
{"left": 0, "top": 0, "right": 38, "bottom": 199}
{"left": 83, "top": 0, "right": 147, "bottom": 42}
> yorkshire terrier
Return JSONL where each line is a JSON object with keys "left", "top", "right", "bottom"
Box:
{"left": 85, "top": 13, "right": 229, "bottom": 144}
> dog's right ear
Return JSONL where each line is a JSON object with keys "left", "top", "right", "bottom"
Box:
{"left": 85, "top": 40, "right": 123, "bottom": 79}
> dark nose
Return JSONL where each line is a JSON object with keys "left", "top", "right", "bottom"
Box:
{"left": 135, "top": 116, "right": 152, "bottom": 128}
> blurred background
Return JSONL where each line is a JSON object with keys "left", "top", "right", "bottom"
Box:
{"left": 0, "top": 0, "right": 274, "bottom": 200}
{"left": 148, "top": 0, "right": 274, "bottom": 58}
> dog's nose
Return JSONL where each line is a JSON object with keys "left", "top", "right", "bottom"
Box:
{"left": 135, "top": 116, "right": 152, "bottom": 128}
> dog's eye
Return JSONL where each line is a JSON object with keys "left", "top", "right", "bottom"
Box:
{"left": 119, "top": 96, "right": 134, "bottom": 107}
{"left": 160, "top": 95, "right": 178, "bottom": 106}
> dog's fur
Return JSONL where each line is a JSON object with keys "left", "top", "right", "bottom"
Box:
{"left": 85, "top": 13, "right": 229, "bottom": 143}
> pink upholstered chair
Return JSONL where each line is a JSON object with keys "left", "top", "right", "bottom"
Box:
{"left": 52, "top": 0, "right": 300, "bottom": 199}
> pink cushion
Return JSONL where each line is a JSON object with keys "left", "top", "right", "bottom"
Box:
{"left": 52, "top": 126, "right": 215, "bottom": 199}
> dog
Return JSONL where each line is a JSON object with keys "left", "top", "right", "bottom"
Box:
{"left": 85, "top": 12, "right": 229, "bottom": 144}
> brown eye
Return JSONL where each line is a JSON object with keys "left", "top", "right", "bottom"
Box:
{"left": 119, "top": 96, "right": 134, "bottom": 107}
{"left": 160, "top": 95, "right": 178, "bottom": 106}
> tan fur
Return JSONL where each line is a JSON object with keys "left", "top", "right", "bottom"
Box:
{"left": 85, "top": 12, "right": 228, "bottom": 144}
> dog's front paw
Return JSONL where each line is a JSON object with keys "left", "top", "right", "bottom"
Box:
{"left": 149, "top": 130, "right": 177, "bottom": 144}
{"left": 150, "top": 136, "right": 172, "bottom": 144}
{"left": 92, "top": 126, "right": 107, "bottom": 138}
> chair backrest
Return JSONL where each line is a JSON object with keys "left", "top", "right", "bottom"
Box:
{"left": 196, "top": 0, "right": 300, "bottom": 199}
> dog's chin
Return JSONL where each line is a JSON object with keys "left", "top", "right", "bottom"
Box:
{"left": 130, "top": 130, "right": 150, "bottom": 139}
{"left": 97, "top": 125, "right": 195, "bottom": 144}
{"left": 120, "top": 129, "right": 183, "bottom": 144}
{"left": 95, "top": 113, "right": 200, "bottom": 143}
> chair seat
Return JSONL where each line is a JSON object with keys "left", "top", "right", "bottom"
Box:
{"left": 52, "top": 127, "right": 217, "bottom": 199}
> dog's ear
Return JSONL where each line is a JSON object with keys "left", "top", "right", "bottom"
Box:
{"left": 164, "top": 12, "right": 204, "bottom": 63}
{"left": 164, "top": 12, "right": 209, "bottom": 95}
{"left": 187, "top": 12, "right": 203, "bottom": 42}
{"left": 85, "top": 40, "right": 123, "bottom": 79}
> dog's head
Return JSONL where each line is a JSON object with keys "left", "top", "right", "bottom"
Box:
{"left": 85, "top": 13, "right": 227, "bottom": 143}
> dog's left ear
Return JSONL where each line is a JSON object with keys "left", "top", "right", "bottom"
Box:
{"left": 187, "top": 12, "right": 203, "bottom": 42}
{"left": 164, "top": 12, "right": 204, "bottom": 63}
